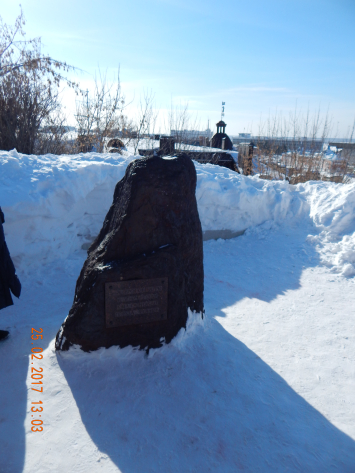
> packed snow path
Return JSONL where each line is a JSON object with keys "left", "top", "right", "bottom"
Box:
{"left": 0, "top": 150, "right": 355, "bottom": 472}
{"left": 1, "top": 228, "right": 354, "bottom": 472}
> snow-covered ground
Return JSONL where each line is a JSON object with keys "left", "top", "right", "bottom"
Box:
{"left": 1, "top": 150, "right": 355, "bottom": 472}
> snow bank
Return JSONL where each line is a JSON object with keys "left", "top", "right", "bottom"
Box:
{"left": 303, "top": 180, "right": 355, "bottom": 277}
{"left": 196, "top": 163, "right": 307, "bottom": 232}
{"left": 1, "top": 149, "right": 355, "bottom": 277}
{"left": 0, "top": 149, "right": 137, "bottom": 269}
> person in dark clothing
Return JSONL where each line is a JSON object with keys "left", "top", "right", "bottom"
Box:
{"left": 0, "top": 207, "right": 21, "bottom": 341}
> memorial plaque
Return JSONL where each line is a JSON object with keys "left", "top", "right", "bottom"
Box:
{"left": 105, "top": 278, "right": 168, "bottom": 328}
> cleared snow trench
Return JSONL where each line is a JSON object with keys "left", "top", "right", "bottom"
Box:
{"left": 0, "top": 150, "right": 355, "bottom": 472}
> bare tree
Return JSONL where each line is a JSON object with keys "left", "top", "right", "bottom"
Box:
{"left": 166, "top": 101, "right": 203, "bottom": 151}
{"left": 250, "top": 107, "right": 347, "bottom": 183}
{"left": 129, "top": 90, "right": 158, "bottom": 154}
{"left": 34, "top": 110, "right": 73, "bottom": 155}
{"left": 0, "top": 8, "right": 77, "bottom": 86}
{"left": 0, "top": 8, "right": 78, "bottom": 154}
{"left": 74, "top": 69, "right": 127, "bottom": 153}
{"left": 0, "top": 66, "right": 60, "bottom": 154}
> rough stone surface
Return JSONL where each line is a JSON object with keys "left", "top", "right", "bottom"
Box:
{"left": 55, "top": 154, "right": 204, "bottom": 352}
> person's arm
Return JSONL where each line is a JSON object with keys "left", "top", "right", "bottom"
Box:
{"left": 0, "top": 212, "right": 21, "bottom": 299}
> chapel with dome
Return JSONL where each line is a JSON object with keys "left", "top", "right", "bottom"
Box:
{"left": 210, "top": 120, "right": 233, "bottom": 150}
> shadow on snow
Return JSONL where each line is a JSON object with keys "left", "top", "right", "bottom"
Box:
{"left": 0, "top": 318, "right": 28, "bottom": 473}
{"left": 56, "top": 220, "right": 355, "bottom": 472}
{"left": 5, "top": 217, "right": 351, "bottom": 472}
{"left": 203, "top": 219, "right": 320, "bottom": 313}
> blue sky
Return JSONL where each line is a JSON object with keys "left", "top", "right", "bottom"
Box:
{"left": 1, "top": 0, "right": 354, "bottom": 136}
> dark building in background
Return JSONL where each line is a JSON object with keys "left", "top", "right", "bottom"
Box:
{"left": 138, "top": 135, "right": 239, "bottom": 173}
{"left": 211, "top": 121, "right": 233, "bottom": 150}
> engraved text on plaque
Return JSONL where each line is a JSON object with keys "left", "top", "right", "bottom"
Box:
{"left": 105, "top": 278, "right": 168, "bottom": 328}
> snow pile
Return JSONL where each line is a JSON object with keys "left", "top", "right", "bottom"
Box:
{"left": 1, "top": 149, "right": 355, "bottom": 277}
{"left": 60, "top": 309, "right": 206, "bottom": 362}
{"left": 195, "top": 164, "right": 307, "bottom": 232}
{"left": 0, "top": 149, "right": 137, "bottom": 269}
{"left": 323, "top": 145, "right": 339, "bottom": 162}
{"left": 303, "top": 180, "right": 355, "bottom": 276}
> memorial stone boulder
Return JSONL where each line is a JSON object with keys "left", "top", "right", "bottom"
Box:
{"left": 55, "top": 154, "right": 204, "bottom": 352}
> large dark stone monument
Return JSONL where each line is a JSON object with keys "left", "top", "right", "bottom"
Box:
{"left": 55, "top": 154, "right": 204, "bottom": 352}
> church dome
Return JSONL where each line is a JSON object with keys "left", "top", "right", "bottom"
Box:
{"left": 211, "top": 133, "right": 233, "bottom": 150}
{"left": 211, "top": 121, "right": 233, "bottom": 150}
